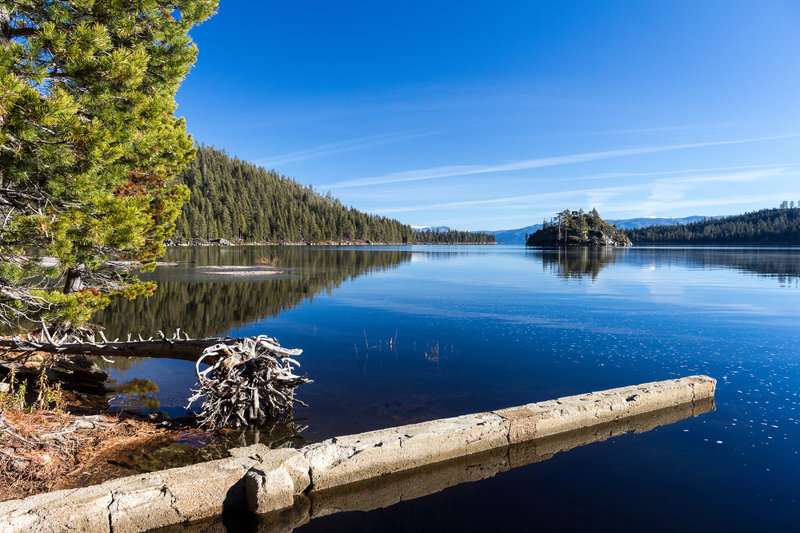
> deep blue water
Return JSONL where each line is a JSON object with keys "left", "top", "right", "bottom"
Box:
{"left": 95, "top": 245, "right": 800, "bottom": 531}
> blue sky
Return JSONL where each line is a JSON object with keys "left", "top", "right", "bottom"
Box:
{"left": 176, "top": 1, "right": 800, "bottom": 231}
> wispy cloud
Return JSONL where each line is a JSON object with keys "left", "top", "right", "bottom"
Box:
{"left": 562, "top": 123, "right": 726, "bottom": 137}
{"left": 255, "top": 130, "right": 443, "bottom": 168}
{"left": 592, "top": 124, "right": 715, "bottom": 135}
{"left": 571, "top": 163, "right": 790, "bottom": 181}
{"left": 603, "top": 193, "right": 800, "bottom": 215}
{"left": 324, "top": 134, "right": 798, "bottom": 189}
{"left": 372, "top": 167, "right": 796, "bottom": 215}
{"left": 645, "top": 168, "right": 785, "bottom": 203}
{"left": 376, "top": 189, "right": 601, "bottom": 214}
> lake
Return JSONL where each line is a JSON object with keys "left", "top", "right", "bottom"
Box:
{"left": 94, "top": 245, "right": 800, "bottom": 531}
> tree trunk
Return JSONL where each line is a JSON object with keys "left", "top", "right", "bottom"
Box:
{"left": 63, "top": 265, "right": 84, "bottom": 293}
{"left": 0, "top": 8, "right": 10, "bottom": 45}
{"left": 0, "top": 335, "right": 247, "bottom": 363}
{"left": 0, "top": 355, "right": 109, "bottom": 394}
{"left": 0, "top": 8, "right": 8, "bottom": 192}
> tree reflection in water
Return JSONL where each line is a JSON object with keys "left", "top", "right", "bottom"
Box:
{"left": 93, "top": 247, "right": 413, "bottom": 338}
{"left": 109, "top": 378, "right": 161, "bottom": 412}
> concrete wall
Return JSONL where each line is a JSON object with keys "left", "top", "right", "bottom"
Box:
{"left": 0, "top": 375, "right": 715, "bottom": 533}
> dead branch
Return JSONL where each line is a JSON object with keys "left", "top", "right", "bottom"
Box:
{"left": 0, "top": 325, "right": 249, "bottom": 363}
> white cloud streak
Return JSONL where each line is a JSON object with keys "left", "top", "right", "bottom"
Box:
{"left": 571, "top": 163, "right": 790, "bottom": 181}
{"left": 324, "top": 134, "right": 798, "bottom": 189}
{"left": 255, "top": 130, "right": 443, "bottom": 167}
{"left": 645, "top": 168, "right": 787, "bottom": 203}
{"left": 602, "top": 193, "right": 800, "bottom": 215}
{"left": 373, "top": 167, "right": 795, "bottom": 214}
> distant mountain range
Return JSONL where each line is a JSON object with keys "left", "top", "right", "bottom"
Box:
{"left": 486, "top": 216, "right": 714, "bottom": 244}
{"left": 410, "top": 225, "right": 451, "bottom": 232}
{"left": 609, "top": 216, "right": 715, "bottom": 229}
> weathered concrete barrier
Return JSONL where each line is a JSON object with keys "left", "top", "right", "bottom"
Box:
{"left": 299, "top": 411, "right": 509, "bottom": 491}
{"left": 130, "top": 397, "right": 717, "bottom": 533}
{"left": 494, "top": 374, "right": 715, "bottom": 444}
{"left": 0, "top": 375, "right": 715, "bottom": 533}
{"left": 303, "top": 397, "right": 716, "bottom": 530}
{"left": 0, "top": 445, "right": 276, "bottom": 533}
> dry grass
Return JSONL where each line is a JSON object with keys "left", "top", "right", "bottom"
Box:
{"left": 0, "top": 364, "right": 171, "bottom": 502}
{"left": 254, "top": 253, "right": 280, "bottom": 266}
{"left": 0, "top": 407, "right": 170, "bottom": 502}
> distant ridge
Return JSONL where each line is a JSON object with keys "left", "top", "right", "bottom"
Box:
{"left": 610, "top": 216, "right": 715, "bottom": 230}
{"left": 487, "top": 224, "right": 542, "bottom": 244}
{"left": 626, "top": 208, "right": 800, "bottom": 244}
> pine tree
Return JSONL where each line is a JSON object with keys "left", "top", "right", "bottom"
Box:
{"left": 0, "top": 1, "right": 217, "bottom": 330}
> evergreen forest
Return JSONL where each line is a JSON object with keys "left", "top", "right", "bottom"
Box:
{"left": 411, "top": 229, "right": 496, "bottom": 244}
{"left": 172, "top": 146, "right": 495, "bottom": 244}
{"left": 626, "top": 207, "right": 800, "bottom": 244}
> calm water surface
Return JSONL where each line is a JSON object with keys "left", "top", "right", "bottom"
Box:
{"left": 95, "top": 245, "right": 800, "bottom": 532}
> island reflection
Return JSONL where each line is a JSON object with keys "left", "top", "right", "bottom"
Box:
{"left": 528, "top": 246, "right": 800, "bottom": 283}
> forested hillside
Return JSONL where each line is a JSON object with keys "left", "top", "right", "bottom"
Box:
{"left": 172, "top": 146, "right": 494, "bottom": 244}
{"left": 413, "top": 229, "right": 496, "bottom": 243}
{"left": 627, "top": 208, "right": 800, "bottom": 244}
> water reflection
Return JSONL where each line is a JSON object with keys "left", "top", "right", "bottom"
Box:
{"left": 124, "top": 421, "right": 311, "bottom": 474}
{"left": 93, "top": 247, "right": 412, "bottom": 338}
{"left": 528, "top": 246, "right": 800, "bottom": 283}
{"left": 638, "top": 247, "right": 800, "bottom": 284}
{"left": 533, "top": 247, "right": 620, "bottom": 280}
{"left": 91, "top": 245, "right": 800, "bottom": 532}
{"left": 63, "top": 419, "right": 312, "bottom": 489}
{"left": 110, "top": 378, "right": 161, "bottom": 413}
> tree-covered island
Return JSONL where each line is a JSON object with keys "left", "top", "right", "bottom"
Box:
{"left": 526, "top": 209, "right": 632, "bottom": 247}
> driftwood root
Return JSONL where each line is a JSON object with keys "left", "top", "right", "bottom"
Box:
{"left": 186, "top": 335, "right": 312, "bottom": 429}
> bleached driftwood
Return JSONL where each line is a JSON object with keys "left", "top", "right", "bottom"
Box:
{"left": 0, "top": 325, "right": 246, "bottom": 362}
{"left": 186, "top": 335, "right": 312, "bottom": 428}
{"left": 1, "top": 325, "right": 314, "bottom": 428}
